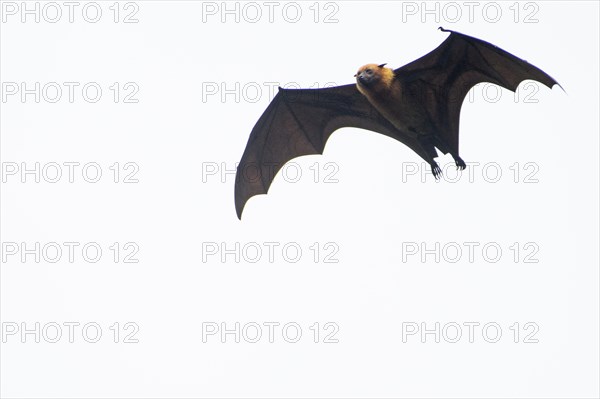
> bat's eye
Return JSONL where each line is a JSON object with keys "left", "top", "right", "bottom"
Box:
{"left": 366, "top": 69, "right": 372, "bottom": 74}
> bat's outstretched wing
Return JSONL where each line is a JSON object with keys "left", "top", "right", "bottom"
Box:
{"left": 234, "top": 84, "right": 426, "bottom": 219}
{"left": 395, "top": 28, "right": 560, "bottom": 156}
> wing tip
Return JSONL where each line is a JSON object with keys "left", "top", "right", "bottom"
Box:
{"left": 235, "top": 191, "right": 252, "bottom": 220}
{"left": 540, "top": 76, "right": 564, "bottom": 93}
{"left": 553, "top": 82, "right": 566, "bottom": 94}
{"left": 235, "top": 195, "right": 244, "bottom": 220}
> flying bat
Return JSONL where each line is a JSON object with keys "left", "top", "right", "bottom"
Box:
{"left": 234, "top": 27, "right": 560, "bottom": 219}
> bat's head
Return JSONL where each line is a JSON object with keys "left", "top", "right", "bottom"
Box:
{"left": 355, "top": 63, "right": 393, "bottom": 92}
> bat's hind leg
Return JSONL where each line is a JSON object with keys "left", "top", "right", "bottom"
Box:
{"left": 432, "top": 135, "right": 466, "bottom": 171}
{"left": 452, "top": 153, "right": 466, "bottom": 170}
{"left": 430, "top": 161, "right": 442, "bottom": 179}
{"left": 417, "top": 135, "right": 442, "bottom": 179}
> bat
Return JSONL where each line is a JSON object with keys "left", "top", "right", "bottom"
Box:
{"left": 234, "top": 27, "right": 560, "bottom": 219}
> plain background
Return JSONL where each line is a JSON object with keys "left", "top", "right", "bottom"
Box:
{"left": 1, "top": 1, "right": 598, "bottom": 398}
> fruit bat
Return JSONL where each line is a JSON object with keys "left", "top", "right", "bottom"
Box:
{"left": 234, "top": 27, "right": 560, "bottom": 219}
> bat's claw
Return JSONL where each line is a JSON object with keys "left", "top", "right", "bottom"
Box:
{"left": 430, "top": 162, "right": 442, "bottom": 180}
{"left": 454, "top": 156, "right": 466, "bottom": 171}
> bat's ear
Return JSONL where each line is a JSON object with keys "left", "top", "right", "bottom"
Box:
{"left": 378, "top": 63, "right": 387, "bottom": 68}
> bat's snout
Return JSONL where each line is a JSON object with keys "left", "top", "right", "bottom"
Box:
{"left": 356, "top": 73, "right": 369, "bottom": 85}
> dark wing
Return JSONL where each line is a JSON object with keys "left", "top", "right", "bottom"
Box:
{"left": 395, "top": 28, "right": 560, "bottom": 155}
{"left": 235, "top": 84, "right": 427, "bottom": 219}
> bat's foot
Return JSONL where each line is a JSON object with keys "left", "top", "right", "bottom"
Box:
{"left": 430, "top": 162, "right": 442, "bottom": 180}
{"left": 454, "top": 156, "right": 466, "bottom": 170}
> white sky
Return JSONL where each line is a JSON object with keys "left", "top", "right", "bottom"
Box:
{"left": 1, "top": 1, "right": 598, "bottom": 398}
